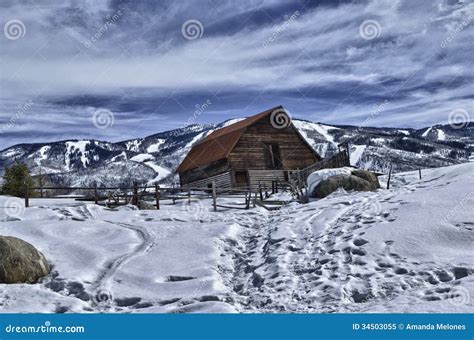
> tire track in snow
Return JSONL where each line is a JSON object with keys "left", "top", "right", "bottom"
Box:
{"left": 89, "top": 220, "right": 154, "bottom": 309}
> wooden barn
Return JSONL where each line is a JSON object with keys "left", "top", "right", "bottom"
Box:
{"left": 177, "top": 106, "right": 329, "bottom": 190}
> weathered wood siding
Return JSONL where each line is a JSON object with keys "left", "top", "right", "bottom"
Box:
{"left": 179, "top": 158, "right": 229, "bottom": 186}
{"left": 183, "top": 171, "right": 232, "bottom": 189}
{"left": 227, "top": 116, "right": 319, "bottom": 171}
{"left": 247, "top": 170, "right": 289, "bottom": 190}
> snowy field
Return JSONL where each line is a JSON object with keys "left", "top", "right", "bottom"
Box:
{"left": 0, "top": 163, "right": 473, "bottom": 313}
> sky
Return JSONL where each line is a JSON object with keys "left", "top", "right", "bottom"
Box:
{"left": 0, "top": 0, "right": 473, "bottom": 149}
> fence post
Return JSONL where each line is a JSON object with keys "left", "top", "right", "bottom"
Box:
{"left": 275, "top": 178, "right": 279, "bottom": 194}
{"left": 24, "top": 182, "right": 29, "bottom": 208}
{"left": 245, "top": 191, "right": 251, "bottom": 209}
{"left": 212, "top": 181, "right": 217, "bottom": 212}
{"left": 259, "top": 183, "right": 263, "bottom": 201}
{"left": 418, "top": 168, "right": 422, "bottom": 180}
{"left": 94, "top": 184, "right": 98, "bottom": 204}
{"left": 155, "top": 183, "right": 160, "bottom": 210}
{"left": 386, "top": 164, "right": 393, "bottom": 190}
{"left": 253, "top": 192, "right": 257, "bottom": 208}
{"left": 132, "top": 182, "right": 138, "bottom": 206}
{"left": 272, "top": 181, "right": 275, "bottom": 194}
{"left": 188, "top": 186, "right": 191, "bottom": 204}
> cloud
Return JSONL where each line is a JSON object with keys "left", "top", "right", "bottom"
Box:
{"left": 0, "top": 0, "right": 473, "bottom": 148}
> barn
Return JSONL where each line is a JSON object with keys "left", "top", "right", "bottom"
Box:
{"left": 176, "top": 106, "right": 328, "bottom": 190}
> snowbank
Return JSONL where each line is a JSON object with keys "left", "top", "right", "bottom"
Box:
{"left": 307, "top": 167, "right": 353, "bottom": 194}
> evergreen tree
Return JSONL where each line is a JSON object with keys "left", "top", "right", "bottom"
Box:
{"left": 2, "top": 160, "right": 34, "bottom": 197}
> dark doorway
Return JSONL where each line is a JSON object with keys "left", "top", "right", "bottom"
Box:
{"left": 234, "top": 171, "right": 249, "bottom": 187}
{"left": 263, "top": 143, "right": 283, "bottom": 169}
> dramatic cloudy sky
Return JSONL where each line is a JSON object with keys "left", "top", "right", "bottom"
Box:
{"left": 0, "top": 0, "right": 472, "bottom": 149}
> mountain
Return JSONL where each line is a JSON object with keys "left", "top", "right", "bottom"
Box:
{"left": 0, "top": 119, "right": 472, "bottom": 187}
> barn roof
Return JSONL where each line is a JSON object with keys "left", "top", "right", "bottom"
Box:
{"left": 176, "top": 105, "right": 283, "bottom": 173}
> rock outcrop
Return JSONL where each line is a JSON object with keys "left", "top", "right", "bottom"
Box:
{"left": 0, "top": 236, "right": 50, "bottom": 283}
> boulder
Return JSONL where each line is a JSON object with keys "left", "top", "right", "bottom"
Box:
{"left": 351, "top": 169, "right": 380, "bottom": 189}
{"left": 0, "top": 236, "right": 50, "bottom": 283}
{"left": 311, "top": 175, "right": 375, "bottom": 198}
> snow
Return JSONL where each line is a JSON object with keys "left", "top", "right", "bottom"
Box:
{"left": 293, "top": 121, "right": 339, "bottom": 145}
{"left": 306, "top": 167, "right": 354, "bottom": 196}
{"left": 30, "top": 145, "right": 50, "bottom": 166}
{"left": 146, "top": 139, "right": 165, "bottom": 153}
{"left": 222, "top": 118, "right": 244, "bottom": 127}
{"left": 422, "top": 127, "right": 432, "bottom": 137}
{"left": 145, "top": 162, "right": 171, "bottom": 182}
{"left": 350, "top": 145, "right": 366, "bottom": 166}
{"left": 125, "top": 140, "right": 142, "bottom": 152}
{"left": 1, "top": 163, "right": 473, "bottom": 313}
{"left": 65, "top": 141, "right": 91, "bottom": 169}
{"left": 398, "top": 130, "right": 410, "bottom": 135}
{"left": 437, "top": 129, "right": 446, "bottom": 141}
{"left": 130, "top": 153, "right": 154, "bottom": 162}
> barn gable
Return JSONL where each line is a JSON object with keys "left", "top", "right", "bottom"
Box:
{"left": 177, "top": 106, "right": 323, "bottom": 188}
{"left": 177, "top": 106, "right": 319, "bottom": 173}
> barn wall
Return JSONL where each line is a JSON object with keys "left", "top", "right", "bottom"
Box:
{"left": 247, "top": 170, "right": 289, "bottom": 190}
{"left": 227, "top": 116, "right": 319, "bottom": 171}
{"left": 179, "top": 158, "right": 229, "bottom": 186}
{"left": 183, "top": 171, "right": 233, "bottom": 189}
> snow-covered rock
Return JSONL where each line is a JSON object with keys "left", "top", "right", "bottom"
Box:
{"left": 307, "top": 167, "right": 353, "bottom": 195}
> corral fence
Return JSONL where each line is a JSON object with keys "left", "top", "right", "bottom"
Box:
{"left": 22, "top": 179, "right": 291, "bottom": 212}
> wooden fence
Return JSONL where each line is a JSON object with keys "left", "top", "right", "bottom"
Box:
{"left": 22, "top": 180, "right": 290, "bottom": 212}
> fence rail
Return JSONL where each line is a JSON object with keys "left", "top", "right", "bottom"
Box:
{"left": 22, "top": 179, "right": 291, "bottom": 212}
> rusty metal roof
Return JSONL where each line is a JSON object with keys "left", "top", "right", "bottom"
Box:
{"left": 176, "top": 106, "right": 283, "bottom": 173}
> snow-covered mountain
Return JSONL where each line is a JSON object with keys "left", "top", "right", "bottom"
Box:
{"left": 0, "top": 120, "right": 472, "bottom": 187}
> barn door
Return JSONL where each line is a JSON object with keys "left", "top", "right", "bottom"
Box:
{"left": 263, "top": 143, "right": 283, "bottom": 169}
{"left": 234, "top": 171, "right": 249, "bottom": 187}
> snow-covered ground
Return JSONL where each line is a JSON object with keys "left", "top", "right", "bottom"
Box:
{"left": 0, "top": 163, "right": 473, "bottom": 313}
